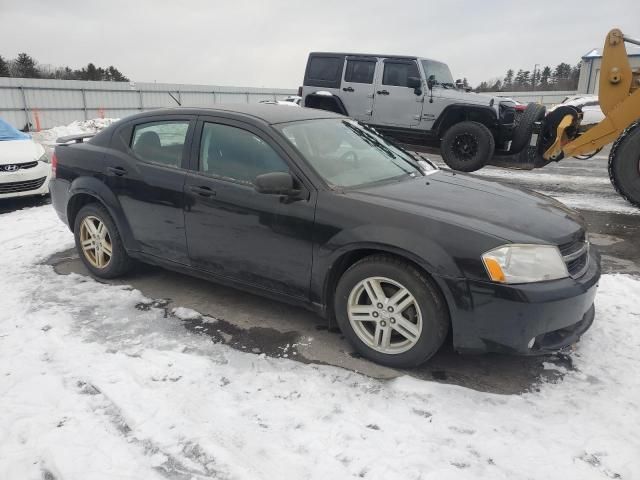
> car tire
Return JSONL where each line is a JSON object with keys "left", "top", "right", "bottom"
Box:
{"left": 74, "top": 203, "right": 133, "bottom": 279}
{"left": 510, "top": 103, "right": 546, "bottom": 154}
{"left": 609, "top": 121, "right": 640, "bottom": 208}
{"left": 441, "top": 121, "right": 495, "bottom": 172}
{"left": 334, "top": 255, "right": 449, "bottom": 368}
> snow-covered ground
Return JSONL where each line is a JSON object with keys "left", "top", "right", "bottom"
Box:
{"left": 1, "top": 205, "right": 639, "bottom": 479}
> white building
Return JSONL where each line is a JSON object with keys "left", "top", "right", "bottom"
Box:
{"left": 578, "top": 45, "right": 640, "bottom": 94}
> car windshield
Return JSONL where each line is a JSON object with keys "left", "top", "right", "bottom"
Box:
{"left": 421, "top": 59, "right": 454, "bottom": 86}
{"left": 276, "top": 119, "right": 429, "bottom": 188}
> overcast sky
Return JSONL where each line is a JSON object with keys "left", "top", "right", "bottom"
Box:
{"left": 1, "top": 0, "right": 639, "bottom": 88}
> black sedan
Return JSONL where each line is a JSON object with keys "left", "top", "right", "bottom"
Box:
{"left": 50, "top": 105, "right": 600, "bottom": 367}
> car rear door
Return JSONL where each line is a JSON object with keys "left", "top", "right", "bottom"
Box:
{"left": 339, "top": 56, "right": 378, "bottom": 121}
{"left": 105, "top": 115, "right": 195, "bottom": 264}
{"left": 183, "top": 116, "right": 316, "bottom": 300}
{"left": 372, "top": 59, "right": 424, "bottom": 127}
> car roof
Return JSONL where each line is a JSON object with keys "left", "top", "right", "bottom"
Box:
{"left": 310, "top": 51, "right": 419, "bottom": 61}
{"left": 124, "top": 104, "right": 343, "bottom": 125}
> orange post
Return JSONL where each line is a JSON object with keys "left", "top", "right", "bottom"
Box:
{"left": 33, "top": 110, "right": 41, "bottom": 132}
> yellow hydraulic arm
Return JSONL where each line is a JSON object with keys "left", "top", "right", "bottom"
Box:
{"left": 543, "top": 28, "right": 640, "bottom": 160}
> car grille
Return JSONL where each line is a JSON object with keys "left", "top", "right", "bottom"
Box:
{"left": 559, "top": 234, "right": 590, "bottom": 279}
{"left": 0, "top": 176, "right": 47, "bottom": 194}
{"left": 0, "top": 161, "right": 39, "bottom": 172}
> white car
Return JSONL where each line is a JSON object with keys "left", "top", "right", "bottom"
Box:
{"left": 0, "top": 119, "right": 51, "bottom": 199}
{"left": 557, "top": 95, "right": 605, "bottom": 127}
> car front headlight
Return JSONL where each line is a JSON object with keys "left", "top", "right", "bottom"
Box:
{"left": 481, "top": 244, "right": 568, "bottom": 284}
{"left": 38, "top": 151, "right": 50, "bottom": 163}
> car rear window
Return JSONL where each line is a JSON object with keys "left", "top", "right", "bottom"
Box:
{"left": 305, "top": 56, "right": 344, "bottom": 88}
{"left": 131, "top": 121, "right": 189, "bottom": 168}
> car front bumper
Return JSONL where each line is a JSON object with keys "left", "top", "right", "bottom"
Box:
{"left": 445, "top": 247, "right": 601, "bottom": 355}
{"left": 0, "top": 161, "right": 52, "bottom": 199}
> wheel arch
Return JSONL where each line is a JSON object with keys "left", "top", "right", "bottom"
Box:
{"left": 433, "top": 104, "right": 498, "bottom": 138}
{"left": 67, "top": 177, "right": 137, "bottom": 251}
{"left": 322, "top": 244, "right": 453, "bottom": 330}
{"left": 303, "top": 92, "right": 349, "bottom": 116}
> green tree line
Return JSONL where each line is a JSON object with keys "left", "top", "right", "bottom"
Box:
{"left": 475, "top": 62, "right": 581, "bottom": 92}
{"left": 0, "top": 52, "right": 129, "bottom": 82}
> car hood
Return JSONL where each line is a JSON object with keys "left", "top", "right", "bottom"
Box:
{"left": 0, "top": 139, "right": 45, "bottom": 165}
{"left": 435, "top": 87, "right": 498, "bottom": 107}
{"left": 348, "top": 171, "right": 585, "bottom": 246}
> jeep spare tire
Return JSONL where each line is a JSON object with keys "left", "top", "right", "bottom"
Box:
{"left": 510, "top": 103, "right": 546, "bottom": 154}
{"left": 441, "top": 121, "right": 495, "bottom": 172}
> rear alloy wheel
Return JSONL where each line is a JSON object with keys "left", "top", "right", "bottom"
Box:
{"left": 441, "top": 121, "right": 495, "bottom": 172}
{"left": 79, "top": 216, "right": 113, "bottom": 269}
{"left": 334, "top": 255, "right": 449, "bottom": 368}
{"left": 74, "top": 203, "right": 133, "bottom": 278}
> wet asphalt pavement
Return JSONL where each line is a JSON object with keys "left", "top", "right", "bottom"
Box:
{"left": 3, "top": 147, "right": 639, "bottom": 394}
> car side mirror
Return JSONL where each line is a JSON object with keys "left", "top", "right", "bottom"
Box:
{"left": 427, "top": 75, "right": 436, "bottom": 90}
{"left": 407, "top": 76, "right": 422, "bottom": 96}
{"left": 255, "top": 171, "right": 297, "bottom": 196}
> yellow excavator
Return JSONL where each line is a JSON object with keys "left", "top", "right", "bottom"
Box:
{"left": 520, "top": 28, "right": 640, "bottom": 207}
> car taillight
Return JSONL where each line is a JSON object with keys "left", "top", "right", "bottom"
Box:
{"left": 297, "top": 86, "right": 303, "bottom": 97}
{"left": 51, "top": 151, "right": 58, "bottom": 178}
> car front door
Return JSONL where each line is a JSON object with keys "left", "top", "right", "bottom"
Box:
{"left": 183, "top": 117, "right": 316, "bottom": 300}
{"left": 106, "top": 116, "right": 195, "bottom": 264}
{"left": 372, "top": 59, "right": 424, "bottom": 127}
{"left": 339, "top": 57, "right": 378, "bottom": 121}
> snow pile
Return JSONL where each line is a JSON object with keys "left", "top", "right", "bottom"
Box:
{"left": 32, "top": 118, "right": 119, "bottom": 145}
{"left": 0, "top": 205, "right": 639, "bottom": 479}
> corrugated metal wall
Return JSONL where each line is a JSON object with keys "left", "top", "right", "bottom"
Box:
{"left": 0, "top": 77, "right": 296, "bottom": 129}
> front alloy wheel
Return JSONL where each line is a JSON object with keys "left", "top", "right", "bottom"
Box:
{"left": 334, "top": 255, "right": 449, "bottom": 368}
{"left": 348, "top": 276, "right": 423, "bottom": 354}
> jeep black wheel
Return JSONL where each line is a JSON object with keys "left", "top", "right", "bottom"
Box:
{"left": 510, "top": 103, "right": 546, "bottom": 154}
{"left": 441, "top": 121, "right": 495, "bottom": 172}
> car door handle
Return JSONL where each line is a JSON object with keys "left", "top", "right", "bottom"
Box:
{"left": 107, "top": 166, "right": 127, "bottom": 176}
{"left": 376, "top": 90, "right": 390, "bottom": 95}
{"left": 343, "top": 86, "right": 354, "bottom": 92}
{"left": 189, "top": 185, "right": 216, "bottom": 197}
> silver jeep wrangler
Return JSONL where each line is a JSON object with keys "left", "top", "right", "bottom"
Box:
{"left": 300, "top": 53, "right": 527, "bottom": 172}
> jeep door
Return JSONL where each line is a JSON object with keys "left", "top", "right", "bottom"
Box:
{"left": 339, "top": 57, "right": 377, "bottom": 121}
{"left": 372, "top": 59, "right": 423, "bottom": 127}
{"left": 183, "top": 117, "right": 316, "bottom": 300}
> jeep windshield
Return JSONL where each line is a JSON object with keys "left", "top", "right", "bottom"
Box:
{"left": 421, "top": 59, "right": 454, "bottom": 87}
{"left": 276, "top": 119, "right": 430, "bottom": 188}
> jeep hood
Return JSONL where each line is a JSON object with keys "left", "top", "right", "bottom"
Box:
{"left": 348, "top": 171, "right": 585, "bottom": 246}
{"left": 434, "top": 87, "right": 499, "bottom": 107}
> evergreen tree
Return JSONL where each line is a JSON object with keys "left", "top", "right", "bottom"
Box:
{"left": 504, "top": 69, "right": 514, "bottom": 90}
{"left": 540, "top": 66, "right": 551, "bottom": 88}
{"left": 14, "top": 53, "right": 40, "bottom": 78}
{"left": 0, "top": 55, "right": 9, "bottom": 77}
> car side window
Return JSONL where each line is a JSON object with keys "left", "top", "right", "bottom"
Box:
{"left": 382, "top": 61, "right": 420, "bottom": 87}
{"left": 131, "top": 121, "right": 189, "bottom": 168}
{"left": 199, "top": 123, "right": 289, "bottom": 185}
{"left": 344, "top": 59, "right": 376, "bottom": 84}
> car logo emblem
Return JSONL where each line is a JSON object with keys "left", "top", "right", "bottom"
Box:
{"left": 4, "top": 165, "right": 19, "bottom": 172}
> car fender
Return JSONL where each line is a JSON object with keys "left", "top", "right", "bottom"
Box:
{"left": 315, "top": 223, "right": 464, "bottom": 306}
{"left": 67, "top": 176, "right": 138, "bottom": 251}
